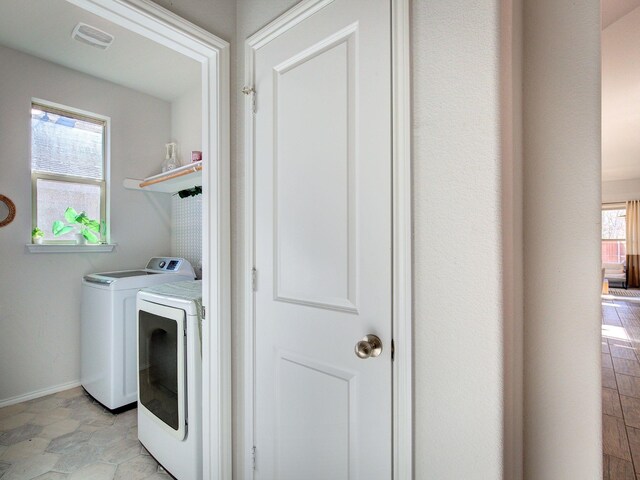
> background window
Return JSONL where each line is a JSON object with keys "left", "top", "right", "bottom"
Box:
{"left": 602, "top": 206, "right": 626, "bottom": 264}
{"left": 31, "top": 103, "right": 107, "bottom": 242}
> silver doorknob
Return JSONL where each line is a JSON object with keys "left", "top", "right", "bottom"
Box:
{"left": 354, "top": 334, "right": 383, "bottom": 359}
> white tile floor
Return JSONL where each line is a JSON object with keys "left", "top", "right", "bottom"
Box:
{"left": 0, "top": 387, "right": 173, "bottom": 480}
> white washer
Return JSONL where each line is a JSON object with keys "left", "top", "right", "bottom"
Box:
{"left": 81, "top": 257, "right": 195, "bottom": 410}
{"left": 136, "top": 280, "right": 202, "bottom": 480}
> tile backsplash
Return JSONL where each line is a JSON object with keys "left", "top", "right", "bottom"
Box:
{"left": 172, "top": 193, "right": 202, "bottom": 277}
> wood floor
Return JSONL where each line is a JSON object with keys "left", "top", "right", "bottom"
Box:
{"left": 603, "top": 298, "right": 640, "bottom": 479}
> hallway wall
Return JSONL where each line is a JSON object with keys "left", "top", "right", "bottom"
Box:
{"left": 523, "top": 1, "right": 602, "bottom": 478}
{"left": 412, "top": 1, "right": 508, "bottom": 478}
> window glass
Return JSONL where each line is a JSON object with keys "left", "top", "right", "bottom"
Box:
{"left": 602, "top": 208, "right": 626, "bottom": 264}
{"left": 602, "top": 209, "right": 626, "bottom": 240}
{"left": 30, "top": 102, "right": 107, "bottom": 243}
{"left": 35, "top": 179, "right": 101, "bottom": 241}
{"left": 31, "top": 108, "right": 103, "bottom": 180}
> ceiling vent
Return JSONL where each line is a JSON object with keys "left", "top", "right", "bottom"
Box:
{"left": 71, "top": 23, "right": 114, "bottom": 50}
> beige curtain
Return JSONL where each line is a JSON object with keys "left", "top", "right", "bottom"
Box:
{"left": 627, "top": 201, "right": 640, "bottom": 287}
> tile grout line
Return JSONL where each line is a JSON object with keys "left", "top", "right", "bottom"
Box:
{"left": 611, "top": 338, "right": 636, "bottom": 473}
{"left": 628, "top": 302, "right": 640, "bottom": 477}
{"left": 602, "top": 306, "right": 636, "bottom": 473}
{"left": 613, "top": 302, "right": 639, "bottom": 475}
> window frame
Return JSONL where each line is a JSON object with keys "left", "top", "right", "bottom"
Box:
{"left": 602, "top": 203, "right": 626, "bottom": 241}
{"left": 602, "top": 203, "right": 627, "bottom": 264}
{"left": 30, "top": 100, "right": 110, "bottom": 244}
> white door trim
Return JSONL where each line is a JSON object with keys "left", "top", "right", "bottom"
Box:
{"left": 391, "top": 0, "right": 412, "bottom": 478}
{"left": 65, "top": 1, "right": 231, "bottom": 478}
{"left": 242, "top": 0, "right": 412, "bottom": 477}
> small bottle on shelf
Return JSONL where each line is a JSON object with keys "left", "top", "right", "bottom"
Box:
{"left": 162, "top": 142, "right": 179, "bottom": 172}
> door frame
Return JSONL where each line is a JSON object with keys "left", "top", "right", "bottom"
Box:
{"left": 66, "top": 1, "right": 231, "bottom": 478}
{"left": 242, "top": 0, "right": 412, "bottom": 477}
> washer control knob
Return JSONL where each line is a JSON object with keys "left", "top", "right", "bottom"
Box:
{"left": 159, "top": 261, "right": 166, "bottom": 268}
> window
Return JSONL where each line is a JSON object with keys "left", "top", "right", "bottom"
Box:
{"left": 602, "top": 205, "right": 626, "bottom": 264}
{"left": 31, "top": 102, "right": 107, "bottom": 243}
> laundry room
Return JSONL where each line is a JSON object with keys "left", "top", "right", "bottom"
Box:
{"left": 0, "top": 0, "right": 204, "bottom": 476}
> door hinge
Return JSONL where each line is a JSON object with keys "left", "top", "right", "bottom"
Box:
{"left": 391, "top": 339, "right": 395, "bottom": 361}
{"left": 251, "top": 268, "right": 257, "bottom": 292}
{"left": 242, "top": 85, "right": 257, "bottom": 114}
{"left": 251, "top": 446, "right": 257, "bottom": 470}
{"left": 201, "top": 305, "right": 206, "bottom": 319}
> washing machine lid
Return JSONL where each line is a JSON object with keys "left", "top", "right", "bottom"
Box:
{"left": 98, "top": 270, "right": 160, "bottom": 279}
{"left": 83, "top": 257, "right": 195, "bottom": 288}
{"left": 84, "top": 270, "right": 160, "bottom": 285}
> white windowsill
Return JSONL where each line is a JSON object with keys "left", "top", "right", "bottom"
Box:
{"left": 26, "top": 243, "right": 117, "bottom": 253}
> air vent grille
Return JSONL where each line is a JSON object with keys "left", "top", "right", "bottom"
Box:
{"left": 71, "top": 23, "right": 114, "bottom": 50}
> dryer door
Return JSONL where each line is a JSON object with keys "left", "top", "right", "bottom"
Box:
{"left": 137, "top": 299, "right": 187, "bottom": 440}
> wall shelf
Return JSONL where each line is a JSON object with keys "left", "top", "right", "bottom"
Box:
{"left": 26, "top": 243, "right": 116, "bottom": 253}
{"left": 123, "top": 161, "right": 202, "bottom": 193}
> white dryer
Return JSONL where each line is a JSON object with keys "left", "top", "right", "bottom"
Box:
{"left": 81, "top": 257, "right": 195, "bottom": 410}
{"left": 136, "top": 280, "right": 203, "bottom": 480}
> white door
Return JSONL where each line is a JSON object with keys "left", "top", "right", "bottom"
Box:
{"left": 253, "top": 1, "right": 392, "bottom": 478}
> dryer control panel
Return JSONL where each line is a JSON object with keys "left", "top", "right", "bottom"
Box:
{"left": 146, "top": 257, "right": 192, "bottom": 274}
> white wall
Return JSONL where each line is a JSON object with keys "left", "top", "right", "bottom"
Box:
{"left": 523, "top": 1, "right": 602, "bottom": 478}
{"left": 171, "top": 87, "right": 202, "bottom": 166}
{"left": 502, "top": 0, "right": 524, "bottom": 477}
{"left": 602, "top": 178, "right": 640, "bottom": 204}
{"left": 170, "top": 88, "right": 203, "bottom": 271}
{"left": 412, "top": 1, "right": 506, "bottom": 477}
{"left": 0, "top": 45, "right": 172, "bottom": 403}
{"left": 150, "top": 0, "right": 236, "bottom": 42}
{"left": 602, "top": 6, "right": 640, "bottom": 182}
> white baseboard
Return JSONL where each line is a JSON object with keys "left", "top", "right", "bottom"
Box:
{"left": 0, "top": 380, "right": 82, "bottom": 408}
